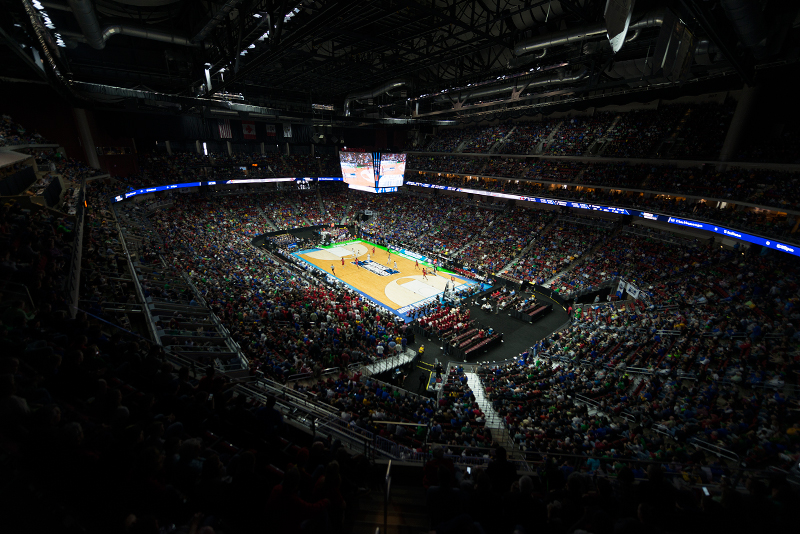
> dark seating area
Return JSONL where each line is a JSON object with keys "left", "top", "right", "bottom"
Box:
{"left": 4, "top": 5, "right": 800, "bottom": 528}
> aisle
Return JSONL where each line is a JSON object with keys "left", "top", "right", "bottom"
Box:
{"left": 465, "top": 372, "right": 502, "bottom": 429}
{"left": 363, "top": 349, "right": 416, "bottom": 376}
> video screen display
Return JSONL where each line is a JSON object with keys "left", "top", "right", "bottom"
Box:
{"left": 339, "top": 152, "right": 375, "bottom": 188}
{"left": 378, "top": 153, "right": 405, "bottom": 188}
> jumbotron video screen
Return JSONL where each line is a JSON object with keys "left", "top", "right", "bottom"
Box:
{"left": 339, "top": 152, "right": 375, "bottom": 188}
{"left": 339, "top": 151, "right": 405, "bottom": 192}
{"left": 378, "top": 153, "right": 406, "bottom": 188}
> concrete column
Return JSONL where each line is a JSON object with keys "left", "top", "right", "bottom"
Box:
{"left": 165, "top": 140, "right": 173, "bottom": 156}
{"left": 718, "top": 85, "right": 759, "bottom": 169}
{"left": 310, "top": 143, "right": 315, "bottom": 157}
{"left": 260, "top": 142, "right": 265, "bottom": 155}
{"left": 196, "top": 140, "right": 202, "bottom": 154}
{"left": 285, "top": 142, "right": 290, "bottom": 156}
{"left": 72, "top": 108, "right": 100, "bottom": 169}
{"left": 227, "top": 141, "right": 233, "bottom": 156}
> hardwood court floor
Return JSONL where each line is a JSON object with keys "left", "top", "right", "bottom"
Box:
{"left": 293, "top": 239, "right": 477, "bottom": 316}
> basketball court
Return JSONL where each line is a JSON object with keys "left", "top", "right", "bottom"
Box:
{"left": 293, "top": 239, "right": 481, "bottom": 321}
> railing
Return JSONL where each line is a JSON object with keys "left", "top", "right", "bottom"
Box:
{"left": 0, "top": 282, "right": 35, "bottom": 313}
{"left": 363, "top": 350, "right": 416, "bottom": 377}
{"left": 688, "top": 437, "right": 740, "bottom": 463}
{"left": 358, "top": 374, "right": 431, "bottom": 405}
{"left": 112, "top": 207, "right": 161, "bottom": 344}
{"left": 65, "top": 176, "right": 86, "bottom": 318}
{"left": 315, "top": 414, "right": 376, "bottom": 458}
{"left": 245, "top": 377, "right": 339, "bottom": 420}
{"left": 574, "top": 392, "right": 636, "bottom": 424}
{"left": 384, "top": 461, "right": 392, "bottom": 534}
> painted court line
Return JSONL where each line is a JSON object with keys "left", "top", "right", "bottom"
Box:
{"left": 401, "top": 279, "right": 442, "bottom": 298}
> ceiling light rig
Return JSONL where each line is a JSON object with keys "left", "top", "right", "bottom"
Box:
{"left": 31, "top": 0, "right": 66, "bottom": 47}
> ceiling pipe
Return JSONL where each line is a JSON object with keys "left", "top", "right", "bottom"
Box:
{"left": 192, "top": 0, "right": 244, "bottom": 43}
{"left": 344, "top": 79, "right": 408, "bottom": 116}
{"left": 433, "top": 67, "right": 588, "bottom": 104}
{"left": 720, "top": 0, "right": 768, "bottom": 57}
{"left": 693, "top": 39, "right": 722, "bottom": 65}
{"left": 41, "top": 1, "right": 71, "bottom": 11}
{"left": 605, "top": 39, "right": 721, "bottom": 79}
{"left": 102, "top": 25, "right": 204, "bottom": 47}
{"left": 66, "top": 0, "right": 207, "bottom": 49}
{"left": 514, "top": 8, "right": 666, "bottom": 56}
{"left": 67, "top": 0, "right": 104, "bottom": 49}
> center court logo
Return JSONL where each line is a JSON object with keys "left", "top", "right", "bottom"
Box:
{"left": 354, "top": 260, "right": 399, "bottom": 277}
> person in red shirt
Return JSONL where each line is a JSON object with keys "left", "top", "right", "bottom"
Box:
{"left": 423, "top": 446, "right": 455, "bottom": 489}
{"left": 422, "top": 268, "right": 428, "bottom": 280}
{"left": 268, "top": 467, "right": 330, "bottom": 534}
{"left": 341, "top": 257, "right": 345, "bottom": 266}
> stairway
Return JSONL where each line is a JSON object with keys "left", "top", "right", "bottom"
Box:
{"left": 257, "top": 206, "right": 279, "bottom": 231}
{"left": 595, "top": 114, "right": 623, "bottom": 156}
{"left": 284, "top": 192, "right": 313, "bottom": 226}
{"left": 490, "top": 126, "right": 517, "bottom": 153}
{"left": 497, "top": 215, "right": 560, "bottom": 275}
{"left": 363, "top": 349, "right": 417, "bottom": 377}
{"left": 414, "top": 206, "right": 458, "bottom": 244}
{"left": 352, "top": 485, "right": 429, "bottom": 534}
{"left": 455, "top": 138, "right": 470, "bottom": 152}
{"left": 657, "top": 107, "right": 692, "bottom": 158}
{"left": 316, "top": 186, "right": 330, "bottom": 223}
{"left": 535, "top": 120, "right": 563, "bottom": 155}
{"left": 543, "top": 224, "right": 623, "bottom": 288}
{"left": 453, "top": 216, "right": 498, "bottom": 257}
{"left": 465, "top": 371, "right": 521, "bottom": 456}
{"left": 465, "top": 372, "right": 502, "bottom": 428}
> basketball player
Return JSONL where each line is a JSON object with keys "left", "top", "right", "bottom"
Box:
{"left": 422, "top": 267, "right": 428, "bottom": 280}
{"left": 372, "top": 246, "right": 376, "bottom": 255}
{"left": 386, "top": 253, "right": 391, "bottom": 265}
{"left": 394, "top": 261, "right": 398, "bottom": 270}
{"left": 341, "top": 257, "right": 345, "bottom": 267}
{"left": 331, "top": 264, "right": 335, "bottom": 275}
{"left": 367, "top": 253, "right": 371, "bottom": 262}
{"left": 415, "top": 259, "right": 420, "bottom": 270}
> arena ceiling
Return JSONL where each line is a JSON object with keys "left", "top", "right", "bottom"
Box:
{"left": 2, "top": 0, "right": 799, "bottom": 124}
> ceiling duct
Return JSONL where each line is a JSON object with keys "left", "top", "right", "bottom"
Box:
{"left": 70, "top": 81, "right": 281, "bottom": 117}
{"left": 66, "top": 0, "right": 207, "bottom": 49}
{"left": 192, "top": 0, "right": 243, "bottom": 43}
{"left": 693, "top": 39, "right": 721, "bottom": 66}
{"left": 514, "top": 8, "right": 666, "bottom": 57}
{"left": 605, "top": 39, "right": 719, "bottom": 85}
{"left": 343, "top": 79, "right": 408, "bottom": 116}
{"left": 720, "top": 0, "right": 768, "bottom": 58}
{"left": 433, "top": 68, "right": 588, "bottom": 104}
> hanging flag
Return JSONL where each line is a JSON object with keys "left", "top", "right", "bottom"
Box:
{"left": 283, "top": 123, "right": 292, "bottom": 138}
{"left": 242, "top": 121, "right": 256, "bottom": 139}
{"left": 265, "top": 124, "right": 276, "bottom": 137}
{"left": 616, "top": 279, "right": 626, "bottom": 297}
{"left": 218, "top": 119, "right": 232, "bottom": 139}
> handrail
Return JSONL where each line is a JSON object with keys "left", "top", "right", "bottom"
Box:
{"left": 66, "top": 176, "right": 86, "bottom": 318}
{"left": 384, "top": 460, "right": 392, "bottom": 534}
{"left": 688, "top": 437, "right": 740, "bottom": 462}
{"left": 246, "top": 377, "right": 339, "bottom": 420}
{"left": 112, "top": 205, "right": 161, "bottom": 345}
{"left": 358, "top": 374, "right": 431, "bottom": 405}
